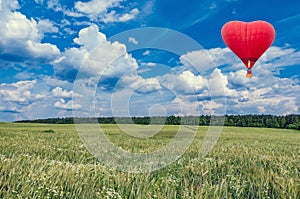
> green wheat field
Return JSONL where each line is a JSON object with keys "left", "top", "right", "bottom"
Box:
{"left": 0, "top": 123, "right": 299, "bottom": 198}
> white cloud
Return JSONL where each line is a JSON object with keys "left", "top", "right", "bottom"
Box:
{"left": 207, "top": 68, "right": 237, "bottom": 97}
{"left": 145, "top": 62, "right": 156, "bottom": 67}
{"left": 118, "top": 74, "right": 162, "bottom": 94}
{"left": 34, "top": 0, "right": 43, "bottom": 5}
{"left": 3, "top": 12, "right": 40, "bottom": 40}
{"left": 52, "top": 87, "right": 73, "bottom": 98}
{"left": 72, "top": 20, "right": 92, "bottom": 26}
{"left": 42, "top": 76, "right": 73, "bottom": 87}
{"left": 14, "top": 71, "right": 34, "bottom": 80}
{"left": 118, "top": 8, "right": 139, "bottom": 22}
{"left": 227, "top": 70, "right": 258, "bottom": 87}
{"left": 102, "top": 8, "right": 139, "bottom": 23}
{"left": 45, "top": 0, "right": 139, "bottom": 23}
{"left": 160, "top": 71, "right": 207, "bottom": 95}
{"left": 71, "top": 0, "right": 139, "bottom": 23}
{"left": 0, "top": 80, "right": 37, "bottom": 103}
{"left": 239, "top": 88, "right": 272, "bottom": 101}
{"left": 54, "top": 99, "right": 81, "bottom": 110}
{"left": 63, "top": 27, "right": 77, "bottom": 35}
{"left": 47, "top": 0, "right": 63, "bottom": 12}
{"left": 165, "top": 97, "right": 198, "bottom": 116}
{"left": 37, "top": 19, "right": 59, "bottom": 33}
{"left": 73, "top": 24, "right": 107, "bottom": 50}
{"left": 260, "top": 47, "right": 300, "bottom": 71}
{"left": 26, "top": 40, "right": 60, "bottom": 59}
{"left": 55, "top": 24, "right": 138, "bottom": 80}
{"left": 142, "top": 0, "right": 155, "bottom": 16}
{"left": 75, "top": 0, "right": 121, "bottom": 17}
{"left": 99, "top": 10, "right": 117, "bottom": 23}
{"left": 0, "top": 76, "right": 83, "bottom": 121}
{"left": 231, "top": 95, "right": 298, "bottom": 115}
{"left": 0, "top": 2, "right": 60, "bottom": 61}
{"left": 158, "top": 68, "right": 236, "bottom": 99}
{"left": 143, "top": 50, "right": 151, "bottom": 56}
{"left": 6, "top": 0, "right": 19, "bottom": 10}
{"left": 128, "top": 37, "right": 138, "bottom": 45}
{"left": 198, "top": 100, "right": 223, "bottom": 115}
{"left": 164, "top": 97, "right": 224, "bottom": 116}
{"left": 258, "top": 106, "right": 266, "bottom": 114}
{"left": 180, "top": 47, "right": 237, "bottom": 73}
{"left": 35, "top": 94, "right": 46, "bottom": 100}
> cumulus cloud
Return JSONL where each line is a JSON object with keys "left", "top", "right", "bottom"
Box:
{"left": 206, "top": 68, "right": 237, "bottom": 97}
{"left": 54, "top": 99, "right": 81, "bottom": 110}
{"left": 54, "top": 24, "right": 138, "bottom": 82}
{"left": 180, "top": 47, "right": 238, "bottom": 73}
{"left": 0, "top": 1, "right": 60, "bottom": 61}
{"left": 160, "top": 71, "right": 207, "bottom": 95}
{"left": 118, "top": 73, "right": 162, "bottom": 94}
{"left": 158, "top": 67, "right": 236, "bottom": 100}
{"left": 72, "top": 0, "right": 139, "bottom": 23}
{"left": 73, "top": 24, "right": 107, "bottom": 50}
{"left": 198, "top": 100, "right": 223, "bottom": 115}
{"left": 154, "top": 68, "right": 229, "bottom": 115}
{"left": 162, "top": 96, "right": 224, "bottom": 116}
{"left": 231, "top": 95, "right": 298, "bottom": 115}
{"left": 0, "top": 76, "right": 82, "bottom": 121}
{"left": 260, "top": 46, "right": 300, "bottom": 72}
{"left": 0, "top": 80, "right": 36, "bottom": 103}
{"left": 52, "top": 87, "right": 73, "bottom": 98}
{"left": 4, "top": 0, "right": 20, "bottom": 10}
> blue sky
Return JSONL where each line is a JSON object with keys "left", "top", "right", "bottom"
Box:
{"left": 0, "top": 0, "right": 300, "bottom": 121}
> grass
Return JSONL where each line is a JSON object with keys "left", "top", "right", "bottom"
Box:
{"left": 0, "top": 123, "right": 299, "bottom": 198}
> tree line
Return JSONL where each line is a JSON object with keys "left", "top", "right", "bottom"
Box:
{"left": 15, "top": 114, "right": 300, "bottom": 130}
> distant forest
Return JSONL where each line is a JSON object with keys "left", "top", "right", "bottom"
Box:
{"left": 15, "top": 114, "right": 300, "bottom": 130}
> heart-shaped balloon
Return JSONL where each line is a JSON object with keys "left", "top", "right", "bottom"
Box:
{"left": 221, "top": 20, "right": 275, "bottom": 78}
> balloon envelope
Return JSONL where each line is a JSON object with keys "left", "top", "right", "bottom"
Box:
{"left": 221, "top": 20, "right": 275, "bottom": 78}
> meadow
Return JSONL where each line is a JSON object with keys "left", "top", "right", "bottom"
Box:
{"left": 0, "top": 123, "right": 299, "bottom": 198}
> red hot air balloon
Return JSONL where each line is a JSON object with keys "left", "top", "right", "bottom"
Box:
{"left": 221, "top": 20, "right": 275, "bottom": 78}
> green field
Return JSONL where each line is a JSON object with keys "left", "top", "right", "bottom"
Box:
{"left": 0, "top": 123, "right": 299, "bottom": 198}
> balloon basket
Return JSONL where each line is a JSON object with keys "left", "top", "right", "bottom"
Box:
{"left": 246, "top": 71, "right": 252, "bottom": 78}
